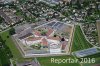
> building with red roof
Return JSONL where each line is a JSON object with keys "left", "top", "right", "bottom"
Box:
{"left": 13, "top": 20, "right": 74, "bottom": 57}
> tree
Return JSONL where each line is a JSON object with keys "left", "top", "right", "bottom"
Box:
{"left": 75, "top": 0, "right": 82, "bottom": 9}
{"left": 41, "top": 30, "right": 47, "bottom": 36}
{"left": 0, "top": 17, "right": 4, "bottom": 24}
{"left": 9, "top": 28, "right": 15, "bottom": 35}
{"left": 0, "top": 36, "right": 13, "bottom": 66}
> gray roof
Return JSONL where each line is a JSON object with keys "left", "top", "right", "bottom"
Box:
{"left": 17, "top": 28, "right": 33, "bottom": 39}
{"left": 74, "top": 48, "right": 100, "bottom": 58}
{"left": 15, "top": 24, "right": 31, "bottom": 34}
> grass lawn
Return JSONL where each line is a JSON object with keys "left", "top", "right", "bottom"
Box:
{"left": 0, "top": 30, "right": 32, "bottom": 62}
{"left": 38, "top": 55, "right": 81, "bottom": 66}
{"left": 72, "top": 25, "right": 93, "bottom": 52}
{"left": 71, "top": 25, "right": 100, "bottom": 66}
{"left": 81, "top": 53, "right": 100, "bottom": 66}
{"left": 0, "top": 48, "right": 10, "bottom": 66}
{"left": 15, "top": 11, "right": 23, "bottom": 16}
{"left": 0, "top": 60, "right": 2, "bottom": 66}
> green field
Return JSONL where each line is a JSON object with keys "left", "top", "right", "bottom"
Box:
{"left": 71, "top": 25, "right": 100, "bottom": 66}
{"left": 38, "top": 56, "right": 81, "bottom": 66}
{"left": 0, "top": 30, "right": 32, "bottom": 62}
{"left": 72, "top": 25, "right": 93, "bottom": 52}
{"left": 81, "top": 53, "right": 100, "bottom": 66}
{"left": 0, "top": 61, "right": 2, "bottom": 66}
{"left": 0, "top": 47, "right": 10, "bottom": 66}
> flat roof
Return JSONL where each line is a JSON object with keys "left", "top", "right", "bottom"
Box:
{"left": 75, "top": 48, "right": 100, "bottom": 58}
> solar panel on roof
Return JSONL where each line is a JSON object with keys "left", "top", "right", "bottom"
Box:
{"left": 57, "top": 23, "right": 63, "bottom": 28}
{"left": 53, "top": 22, "right": 60, "bottom": 27}
{"left": 47, "top": 22, "right": 56, "bottom": 26}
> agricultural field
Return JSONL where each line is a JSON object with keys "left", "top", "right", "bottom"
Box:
{"left": 72, "top": 25, "right": 93, "bottom": 52}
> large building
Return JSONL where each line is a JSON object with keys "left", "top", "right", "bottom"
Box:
{"left": 13, "top": 20, "right": 74, "bottom": 58}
